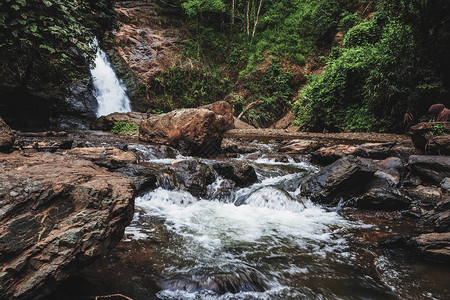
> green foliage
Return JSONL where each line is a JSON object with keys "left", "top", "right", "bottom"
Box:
{"left": 111, "top": 121, "right": 139, "bottom": 135}
{"left": 294, "top": 1, "right": 450, "bottom": 132}
{"left": 0, "top": 0, "right": 116, "bottom": 87}
{"left": 241, "top": 61, "right": 294, "bottom": 126}
{"left": 428, "top": 124, "right": 449, "bottom": 137}
{"left": 148, "top": 66, "right": 232, "bottom": 111}
{"left": 181, "top": 0, "right": 226, "bottom": 17}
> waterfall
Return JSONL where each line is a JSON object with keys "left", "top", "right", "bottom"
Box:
{"left": 90, "top": 39, "right": 131, "bottom": 117}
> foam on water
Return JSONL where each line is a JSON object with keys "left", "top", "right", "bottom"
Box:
{"left": 127, "top": 180, "right": 353, "bottom": 298}
{"left": 90, "top": 39, "right": 131, "bottom": 117}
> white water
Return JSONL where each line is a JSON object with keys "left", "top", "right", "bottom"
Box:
{"left": 127, "top": 160, "right": 355, "bottom": 299}
{"left": 90, "top": 39, "right": 131, "bottom": 117}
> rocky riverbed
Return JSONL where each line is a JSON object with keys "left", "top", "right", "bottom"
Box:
{"left": 1, "top": 113, "right": 450, "bottom": 299}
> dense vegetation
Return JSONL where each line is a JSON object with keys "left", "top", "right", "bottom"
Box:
{"left": 0, "top": 0, "right": 116, "bottom": 88}
{"left": 1, "top": 0, "right": 449, "bottom": 132}
{"left": 159, "top": 0, "right": 450, "bottom": 131}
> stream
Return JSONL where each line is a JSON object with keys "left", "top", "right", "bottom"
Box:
{"left": 45, "top": 137, "right": 450, "bottom": 300}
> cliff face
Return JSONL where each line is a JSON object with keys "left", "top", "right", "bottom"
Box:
{"left": 110, "top": 0, "right": 185, "bottom": 111}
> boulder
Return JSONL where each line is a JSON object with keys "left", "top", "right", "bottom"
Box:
{"left": 408, "top": 185, "right": 442, "bottom": 202}
{"left": 0, "top": 117, "right": 15, "bottom": 152}
{"left": 410, "top": 122, "right": 450, "bottom": 155}
{"left": 311, "top": 145, "right": 361, "bottom": 165}
{"left": 300, "top": 155, "right": 377, "bottom": 205}
{"left": 312, "top": 142, "right": 416, "bottom": 165}
{"left": 410, "top": 232, "right": 450, "bottom": 262}
{"left": 278, "top": 139, "right": 321, "bottom": 154}
{"left": 356, "top": 188, "right": 410, "bottom": 211}
{"left": 168, "top": 159, "right": 216, "bottom": 197}
{"left": 116, "top": 164, "right": 158, "bottom": 195}
{"left": 139, "top": 106, "right": 234, "bottom": 156}
{"left": 356, "top": 162, "right": 409, "bottom": 211}
{"left": 426, "top": 135, "right": 450, "bottom": 155}
{"left": 91, "top": 112, "right": 148, "bottom": 131}
{"left": 0, "top": 152, "right": 134, "bottom": 299}
{"left": 375, "top": 157, "right": 404, "bottom": 187}
{"left": 212, "top": 161, "right": 258, "bottom": 187}
{"left": 200, "top": 101, "right": 234, "bottom": 128}
{"left": 419, "top": 198, "right": 450, "bottom": 232}
{"left": 408, "top": 155, "right": 450, "bottom": 184}
{"left": 64, "top": 147, "right": 137, "bottom": 170}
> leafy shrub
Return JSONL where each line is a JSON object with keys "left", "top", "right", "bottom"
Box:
{"left": 242, "top": 61, "right": 294, "bottom": 127}
{"left": 148, "top": 66, "right": 232, "bottom": 111}
{"left": 111, "top": 121, "right": 139, "bottom": 135}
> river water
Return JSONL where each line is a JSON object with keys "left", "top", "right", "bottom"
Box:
{"left": 44, "top": 137, "right": 450, "bottom": 300}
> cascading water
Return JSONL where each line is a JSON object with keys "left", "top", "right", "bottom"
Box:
{"left": 90, "top": 39, "right": 131, "bottom": 117}
{"left": 123, "top": 147, "right": 394, "bottom": 300}
{"left": 52, "top": 141, "right": 450, "bottom": 299}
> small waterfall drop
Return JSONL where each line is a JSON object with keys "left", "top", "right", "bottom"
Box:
{"left": 90, "top": 39, "right": 131, "bottom": 117}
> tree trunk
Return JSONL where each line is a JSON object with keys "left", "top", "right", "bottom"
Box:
{"left": 251, "top": 0, "right": 263, "bottom": 44}
{"left": 232, "top": 0, "right": 235, "bottom": 25}
{"left": 246, "top": 0, "right": 250, "bottom": 37}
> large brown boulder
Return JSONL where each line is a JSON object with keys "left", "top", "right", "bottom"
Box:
{"left": 200, "top": 101, "right": 234, "bottom": 127}
{"left": 139, "top": 106, "right": 234, "bottom": 156}
{"left": 0, "top": 152, "right": 134, "bottom": 299}
{"left": 410, "top": 122, "right": 450, "bottom": 155}
{"left": 91, "top": 112, "right": 147, "bottom": 131}
{"left": 0, "top": 117, "right": 15, "bottom": 152}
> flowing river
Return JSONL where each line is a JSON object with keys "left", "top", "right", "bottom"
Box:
{"left": 47, "top": 139, "right": 448, "bottom": 300}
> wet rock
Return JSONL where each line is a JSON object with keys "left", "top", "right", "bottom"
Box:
{"left": 0, "top": 152, "right": 134, "bottom": 299}
{"left": 388, "top": 139, "right": 421, "bottom": 159}
{"left": 168, "top": 159, "right": 215, "bottom": 197}
{"left": 116, "top": 164, "right": 157, "bottom": 194}
{"left": 91, "top": 112, "right": 148, "bottom": 131}
{"left": 419, "top": 198, "right": 450, "bottom": 232}
{"left": 64, "top": 147, "right": 137, "bottom": 170}
{"left": 221, "top": 139, "right": 258, "bottom": 154}
{"left": 410, "top": 122, "right": 450, "bottom": 155}
{"left": 312, "top": 142, "right": 415, "bottom": 165}
{"left": 408, "top": 155, "right": 450, "bottom": 184}
{"left": 311, "top": 145, "right": 361, "bottom": 165}
{"left": 278, "top": 139, "right": 320, "bottom": 154}
{"left": 0, "top": 117, "right": 15, "bottom": 152}
{"left": 206, "top": 178, "right": 235, "bottom": 200}
{"left": 441, "top": 178, "right": 450, "bottom": 192}
{"left": 409, "top": 185, "right": 442, "bottom": 201}
{"left": 139, "top": 105, "right": 234, "bottom": 156}
{"left": 425, "top": 135, "right": 450, "bottom": 156}
{"left": 410, "top": 232, "right": 450, "bottom": 262}
{"left": 301, "top": 155, "right": 377, "bottom": 205}
{"left": 375, "top": 157, "right": 404, "bottom": 187}
{"left": 356, "top": 188, "right": 410, "bottom": 211}
{"left": 127, "top": 143, "right": 176, "bottom": 162}
{"left": 213, "top": 162, "right": 258, "bottom": 187}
